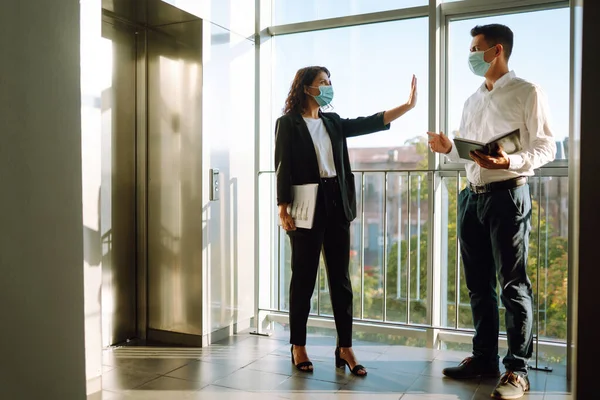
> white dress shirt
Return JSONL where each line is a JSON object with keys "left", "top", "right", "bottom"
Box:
{"left": 446, "top": 71, "right": 556, "bottom": 185}
{"left": 303, "top": 117, "right": 337, "bottom": 178}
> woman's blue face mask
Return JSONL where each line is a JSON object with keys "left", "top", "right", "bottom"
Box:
{"left": 307, "top": 85, "right": 334, "bottom": 107}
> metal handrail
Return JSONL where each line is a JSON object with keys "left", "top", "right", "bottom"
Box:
{"left": 258, "top": 168, "right": 569, "bottom": 364}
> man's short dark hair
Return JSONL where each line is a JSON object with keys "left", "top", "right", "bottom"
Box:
{"left": 471, "top": 24, "right": 514, "bottom": 61}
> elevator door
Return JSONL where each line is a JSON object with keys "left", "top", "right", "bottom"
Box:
{"left": 101, "top": 19, "right": 138, "bottom": 346}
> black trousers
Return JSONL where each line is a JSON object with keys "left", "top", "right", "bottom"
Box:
{"left": 287, "top": 177, "right": 353, "bottom": 347}
{"left": 457, "top": 183, "right": 533, "bottom": 373}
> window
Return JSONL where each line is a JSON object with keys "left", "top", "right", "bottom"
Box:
{"left": 271, "top": 18, "right": 430, "bottom": 324}
{"left": 272, "top": 18, "right": 429, "bottom": 163}
{"left": 272, "top": 0, "right": 427, "bottom": 26}
{"left": 262, "top": 1, "right": 572, "bottom": 367}
{"left": 447, "top": 8, "right": 570, "bottom": 161}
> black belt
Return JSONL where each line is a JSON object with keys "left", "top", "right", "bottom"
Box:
{"left": 321, "top": 176, "right": 338, "bottom": 184}
{"left": 468, "top": 176, "right": 527, "bottom": 194}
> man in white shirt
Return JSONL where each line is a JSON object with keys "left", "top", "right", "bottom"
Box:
{"left": 428, "top": 24, "right": 555, "bottom": 400}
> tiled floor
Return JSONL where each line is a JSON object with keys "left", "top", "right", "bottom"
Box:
{"left": 88, "top": 331, "right": 572, "bottom": 400}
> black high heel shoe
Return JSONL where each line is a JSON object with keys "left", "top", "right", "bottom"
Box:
{"left": 291, "top": 345, "right": 313, "bottom": 372}
{"left": 335, "top": 347, "right": 367, "bottom": 376}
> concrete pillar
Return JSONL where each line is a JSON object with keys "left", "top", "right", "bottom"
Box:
{"left": 573, "top": 0, "right": 600, "bottom": 397}
{"left": 0, "top": 1, "right": 87, "bottom": 399}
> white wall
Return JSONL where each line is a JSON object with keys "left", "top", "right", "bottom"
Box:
{"left": 80, "top": 0, "right": 104, "bottom": 391}
{"left": 202, "top": 21, "right": 256, "bottom": 339}
{"left": 0, "top": 1, "right": 87, "bottom": 399}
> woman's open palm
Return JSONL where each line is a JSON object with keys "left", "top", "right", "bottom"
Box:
{"left": 406, "top": 75, "right": 417, "bottom": 109}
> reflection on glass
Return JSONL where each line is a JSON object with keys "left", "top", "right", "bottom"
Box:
{"left": 202, "top": 21, "right": 256, "bottom": 332}
{"left": 383, "top": 172, "right": 429, "bottom": 325}
{"left": 385, "top": 173, "right": 410, "bottom": 324}
{"left": 441, "top": 176, "right": 457, "bottom": 328}
{"left": 162, "top": 0, "right": 255, "bottom": 37}
{"left": 530, "top": 176, "right": 569, "bottom": 343}
{"left": 265, "top": 2, "right": 569, "bottom": 363}
{"left": 361, "top": 173, "right": 385, "bottom": 320}
{"left": 318, "top": 261, "right": 334, "bottom": 317}
{"left": 409, "top": 172, "right": 429, "bottom": 325}
{"left": 440, "top": 174, "right": 568, "bottom": 363}
{"left": 273, "top": 0, "right": 428, "bottom": 25}
{"left": 447, "top": 8, "right": 570, "bottom": 158}
{"left": 351, "top": 172, "right": 364, "bottom": 319}
{"left": 280, "top": 227, "right": 291, "bottom": 312}
{"left": 272, "top": 18, "right": 428, "bottom": 167}
{"left": 257, "top": 172, "right": 277, "bottom": 310}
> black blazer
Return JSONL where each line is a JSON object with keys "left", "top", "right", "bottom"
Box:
{"left": 275, "top": 111, "right": 390, "bottom": 222}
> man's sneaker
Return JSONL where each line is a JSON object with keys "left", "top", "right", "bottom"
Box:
{"left": 491, "top": 371, "right": 530, "bottom": 399}
{"left": 442, "top": 357, "right": 500, "bottom": 379}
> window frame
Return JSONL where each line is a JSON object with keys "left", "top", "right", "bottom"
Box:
{"left": 255, "top": 0, "right": 573, "bottom": 367}
{"left": 439, "top": 0, "right": 570, "bottom": 171}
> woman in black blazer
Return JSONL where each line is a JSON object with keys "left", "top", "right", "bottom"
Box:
{"left": 275, "top": 66, "right": 417, "bottom": 376}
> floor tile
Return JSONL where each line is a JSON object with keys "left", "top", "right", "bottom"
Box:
{"left": 300, "top": 345, "right": 337, "bottom": 361}
{"left": 475, "top": 377, "right": 545, "bottom": 400}
{"left": 544, "top": 373, "right": 570, "bottom": 394}
{"left": 103, "top": 357, "right": 192, "bottom": 375}
{"left": 345, "top": 348, "right": 383, "bottom": 362}
{"left": 245, "top": 354, "right": 297, "bottom": 376}
{"left": 333, "top": 392, "right": 402, "bottom": 400}
{"left": 166, "top": 360, "right": 243, "bottom": 384}
{"left": 544, "top": 395, "right": 573, "bottom": 400}
{"left": 273, "top": 374, "right": 344, "bottom": 396}
{"left": 195, "top": 353, "right": 256, "bottom": 369}
{"left": 527, "top": 370, "right": 550, "bottom": 393}
{"left": 401, "top": 394, "right": 472, "bottom": 400}
{"left": 432, "top": 349, "right": 471, "bottom": 363}
{"left": 102, "top": 391, "right": 122, "bottom": 400}
{"left": 213, "top": 333, "right": 286, "bottom": 346}
{"left": 473, "top": 390, "right": 544, "bottom": 400}
{"left": 383, "top": 346, "right": 438, "bottom": 361}
{"left": 94, "top": 393, "right": 129, "bottom": 400}
{"left": 196, "top": 346, "right": 266, "bottom": 360}
{"left": 350, "top": 345, "right": 393, "bottom": 355}
{"left": 106, "top": 391, "right": 192, "bottom": 400}
{"left": 369, "top": 359, "right": 431, "bottom": 375}
{"left": 420, "top": 359, "right": 460, "bottom": 378}
{"left": 101, "top": 368, "right": 160, "bottom": 392}
{"left": 189, "top": 385, "right": 284, "bottom": 400}
{"left": 98, "top": 333, "right": 570, "bottom": 399}
{"left": 544, "top": 364, "right": 567, "bottom": 377}
{"left": 211, "top": 368, "right": 291, "bottom": 391}
{"left": 211, "top": 335, "right": 255, "bottom": 346}
{"left": 87, "top": 390, "right": 119, "bottom": 400}
{"left": 405, "top": 375, "right": 478, "bottom": 400}
{"left": 342, "top": 370, "right": 418, "bottom": 393}
{"left": 132, "top": 376, "right": 206, "bottom": 391}
{"left": 292, "top": 359, "right": 354, "bottom": 385}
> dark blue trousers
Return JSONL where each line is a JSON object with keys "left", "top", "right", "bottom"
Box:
{"left": 457, "top": 183, "right": 534, "bottom": 373}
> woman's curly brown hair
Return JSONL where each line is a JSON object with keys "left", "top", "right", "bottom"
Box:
{"left": 282, "top": 66, "right": 330, "bottom": 115}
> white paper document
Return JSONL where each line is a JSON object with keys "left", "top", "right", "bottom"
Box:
{"left": 279, "top": 183, "right": 319, "bottom": 229}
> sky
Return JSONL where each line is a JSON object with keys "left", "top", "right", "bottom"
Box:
{"left": 271, "top": 3, "right": 571, "bottom": 154}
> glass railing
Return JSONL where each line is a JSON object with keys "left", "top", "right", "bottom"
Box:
{"left": 257, "top": 168, "right": 569, "bottom": 367}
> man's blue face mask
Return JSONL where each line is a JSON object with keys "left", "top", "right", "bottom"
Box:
{"left": 468, "top": 46, "right": 496, "bottom": 77}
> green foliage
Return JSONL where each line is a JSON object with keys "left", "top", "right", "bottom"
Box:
{"left": 347, "top": 138, "right": 569, "bottom": 355}
{"left": 282, "top": 137, "right": 568, "bottom": 359}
